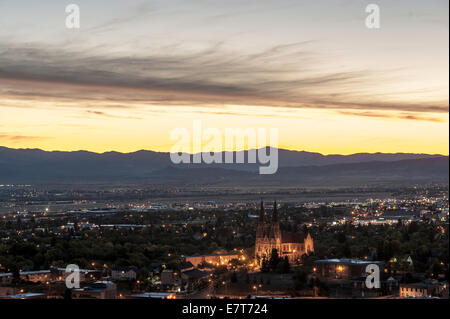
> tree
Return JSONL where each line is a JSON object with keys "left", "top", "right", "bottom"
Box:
{"left": 11, "top": 265, "right": 20, "bottom": 285}
{"left": 281, "top": 257, "right": 290, "bottom": 273}
{"left": 311, "top": 277, "right": 328, "bottom": 297}
{"left": 269, "top": 248, "right": 280, "bottom": 272}
{"left": 336, "top": 232, "right": 346, "bottom": 243}
{"left": 342, "top": 243, "right": 351, "bottom": 258}
{"left": 261, "top": 257, "right": 269, "bottom": 273}
{"left": 293, "top": 269, "right": 308, "bottom": 290}
{"left": 230, "top": 271, "right": 237, "bottom": 283}
{"left": 64, "top": 288, "right": 72, "bottom": 300}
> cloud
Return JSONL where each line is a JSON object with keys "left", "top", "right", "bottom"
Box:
{"left": 0, "top": 133, "right": 48, "bottom": 143}
{"left": 84, "top": 110, "right": 144, "bottom": 120}
{"left": 83, "top": 2, "right": 158, "bottom": 34}
{"left": 0, "top": 42, "right": 448, "bottom": 116}
{"left": 337, "top": 111, "right": 446, "bottom": 123}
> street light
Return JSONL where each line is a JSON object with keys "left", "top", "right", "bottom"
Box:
{"left": 253, "top": 284, "right": 262, "bottom": 295}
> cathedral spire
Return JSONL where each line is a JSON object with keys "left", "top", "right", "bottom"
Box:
{"left": 259, "top": 200, "right": 265, "bottom": 223}
{"left": 272, "top": 201, "right": 278, "bottom": 222}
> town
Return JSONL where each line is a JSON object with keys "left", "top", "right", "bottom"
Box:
{"left": 0, "top": 184, "right": 447, "bottom": 299}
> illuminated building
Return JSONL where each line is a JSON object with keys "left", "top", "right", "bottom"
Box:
{"left": 255, "top": 201, "right": 314, "bottom": 265}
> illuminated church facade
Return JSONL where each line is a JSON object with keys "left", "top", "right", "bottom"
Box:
{"left": 255, "top": 201, "right": 314, "bottom": 265}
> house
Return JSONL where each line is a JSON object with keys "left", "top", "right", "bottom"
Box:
{"left": 161, "top": 269, "right": 177, "bottom": 287}
{"left": 72, "top": 281, "right": 117, "bottom": 299}
{"left": 185, "top": 254, "right": 239, "bottom": 267}
{"left": 179, "top": 261, "right": 195, "bottom": 273}
{"left": 180, "top": 268, "right": 208, "bottom": 291}
{"left": 52, "top": 268, "right": 100, "bottom": 282}
{"left": 111, "top": 267, "right": 137, "bottom": 281}
{"left": 21, "top": 270, "right": 52, "bottom": 283}
{"left": 0, "top": 286, "right": 16, "bottom": 297}
{"left": 312, "top": 259, "right": 397, "bottom": 298}
{"left": 0, "top": 270, "right": 52, "bottom": 284}
{"left": 0, "top": 273, "right": 13, "bottom": 285}
{"left": 400, "top": 280, "right": 448, "bottom": 298}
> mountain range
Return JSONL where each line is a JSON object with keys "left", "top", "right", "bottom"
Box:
{"left": 0, "top": 146, "right": 448, "bottom": 186}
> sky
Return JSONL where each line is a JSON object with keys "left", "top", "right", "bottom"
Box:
{"left": 0, "top": 0, "right": 448, "bottom": 155}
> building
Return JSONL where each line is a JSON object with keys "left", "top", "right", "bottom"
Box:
{"left": 312, "top": 259, "right": 394, "bottom": 298}
{"left": 52, "top": 268, "right": 100, "bottom": 283}
{"left": 313, "top": 259, "right": 384, "bottom": 280}
{"left": 0, "top": 270, "right": 52, "bottom": 284}
{"left": 185, "top": 254, "right": 239, "bottom": 267}
{"left": 0, "top": 293, "right": 46, "bottom": 299}
{"left": 161, "top": 269, "right": 176, "bottom": 287}
{"left": 72, "top": 281, "right": 117, "bottom": 299}
{"left": 0, "top": 287, "right": 16, "bottom": 296}
{"left": 179, "top": 261, "right": 195, "bottom": 273}
{"left": 127, "top": 292, "right": 176, "bottom": 299}
{"left": 111, "top": 267, "right": 137, "bottom": 281}
{"left": 20, "top": 270, "right": 52, "bottom": 283}
{"left": 255, "top": 201, "right": 314, "bottom": 265}
{"left": 0, "top": 273, "right": 13, "bottom": 285}
{"left": 400, "top": 280, "right": 448, "bottom": 298}
{"left": 180, "top": 268, "right": 208, "bottom": 291}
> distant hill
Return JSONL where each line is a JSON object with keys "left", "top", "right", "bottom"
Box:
{"left": 0, "top": 146, "right": 447, "bottom": 185}
{"left": 151, "top": 157, "right": 449, "bottom": 187}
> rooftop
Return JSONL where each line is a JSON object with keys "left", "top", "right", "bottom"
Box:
{"left": 129, "top": 292, "right": 175, "bottom": 299}
{"left": 314, "top": 258, "right": 383, "bottom": 265}
{"left": 401, "top": 280, "right": 448, "bottom": 288}
{"left": 281, "top": 232, "right": 306, "bottom": 243}
{"left": 181, "top": 268, "right": 208, "bottom": 279}
{"left": 185, "top": 253, "right": 239, "bottom": 258}
{"left": 0, "top": 293, "right": 46, "bottom": 299}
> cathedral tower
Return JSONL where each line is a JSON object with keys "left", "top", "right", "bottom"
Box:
{"left": 269, "top": 201, "right": 281, "bottom": 242}
{"left": 255, "top": 200, "right": 314, "bottom": 266}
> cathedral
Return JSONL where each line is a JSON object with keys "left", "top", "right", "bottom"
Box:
{"left": 255, "top": 201, "right": 314, "bottom": 265}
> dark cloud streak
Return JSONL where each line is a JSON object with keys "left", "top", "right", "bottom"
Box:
{"left": 0, "top": 133, "right": 48, "bottom": 142}
{"left": 0, "top": 43, "right": 448, "bottom": 116}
